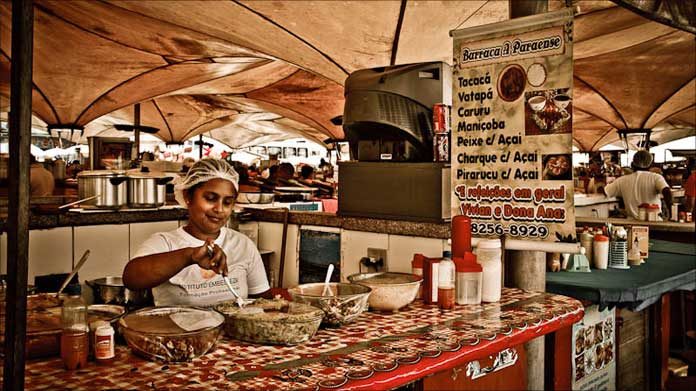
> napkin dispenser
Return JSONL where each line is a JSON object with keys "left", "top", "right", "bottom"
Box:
{"left": 565, "top": 248, "right": 591, "bottom": 273}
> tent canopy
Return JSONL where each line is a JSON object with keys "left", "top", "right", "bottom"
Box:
{"left": 0, "top": 0, "right": 693, "bottom": 151}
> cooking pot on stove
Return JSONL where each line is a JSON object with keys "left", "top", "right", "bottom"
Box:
{"left": 87, "top": 276, "right": 152, "bottom": 309}
{"left": 77, "top": 170, "right": 128, "bottom": 209}
{"left": 127, "top": 169, "right": 173, "bottom": 208}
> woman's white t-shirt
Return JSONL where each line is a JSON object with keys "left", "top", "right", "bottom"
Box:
{"left": 132, "top": 227, "right": 269, "bottom": 307}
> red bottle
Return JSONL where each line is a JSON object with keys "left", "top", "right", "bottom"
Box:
{"left": 452, "top": 215, "right": 472, "bottom": 258}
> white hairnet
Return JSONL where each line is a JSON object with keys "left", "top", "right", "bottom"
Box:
{"left": 174, "top": 158, "right": 239, "bottom": 207}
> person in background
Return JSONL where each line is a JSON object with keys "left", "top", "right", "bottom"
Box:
{"left": 298, "top": 165, "right": 334, "bottom": 197}
{"left": 602, "top": 155, "right": 622, "bottom": 180}
{"left": 603, "top": 150, "right": 673, "bottom": 220}
{"left": 684, "top": 159, "right": 696, "bottom": 217}
{"left": 30, "top": 154, "right": 55, "bottom": 196}
{"left": 319, "top": 158, "right": 334, "bottom": 181}
{"left": 65, "top": 160, "right": 83, "bottom": 179}
{"left": 123, "top": 159, "right": 270, "bottom": 306}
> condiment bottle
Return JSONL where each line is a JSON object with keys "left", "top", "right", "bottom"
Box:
{"left": 411, "top": 253, "right": 425, "bottom": 299}
{"left": 455, "top": 251, "right": 482, "bottom": 305}
{"left": 61, "top": 284, "right": 88, "bottom": 370}
{"left": 638, "top": 204, "right": 648, "bottom": 221}
{"left": 451, "top": 215, "right": 472, "bottom": 258}
{"left": 423, "top": 256, "right": 440, "bottom": 304}
{"left": 579, "top": 230, "right": 594, "bottom": 266}
{"left": 475, "top": 239, "right": 502, "bottom": 303}
{"left": 438, "top": 251, "right": 456, "bottom": 310}
{"left": 646, "top": 204, "right": 660, "bottom": 221}
{"left": 94, "top": 324, "right": 115, "bottom": 363}
{"left": 593, "top": 234, "right": 609, "bottom": 270}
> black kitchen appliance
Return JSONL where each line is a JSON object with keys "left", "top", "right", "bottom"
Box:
{"left": 339, "top": 62, "right": 452, "bottom": 222}
{"left": 342, "top": 61, "right": 452, "bottom": 162}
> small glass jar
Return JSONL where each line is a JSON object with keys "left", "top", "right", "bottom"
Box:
{"left": 438, "top": 251, "right": 456, "bottom": 310}
{"left": 646, "top": 204, "right": 660, "bottom": 221}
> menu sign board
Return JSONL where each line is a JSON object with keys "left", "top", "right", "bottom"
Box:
{"left": 450, "top": 9, "right": 575, "bottom": 240}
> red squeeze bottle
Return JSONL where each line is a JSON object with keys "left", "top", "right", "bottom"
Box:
{"left": 451, "top": 215, "right": 472, "bottom": 258}
{"left": 412, "top": 254, "right": 425, "bottom": 299}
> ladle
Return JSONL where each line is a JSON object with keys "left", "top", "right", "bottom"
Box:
{"left": 57, "top": 249, "right": 91, "bottom": 296}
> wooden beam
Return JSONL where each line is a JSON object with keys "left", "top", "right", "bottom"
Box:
{"left": 3, "top": 0, "right": 34, "bottom": 390}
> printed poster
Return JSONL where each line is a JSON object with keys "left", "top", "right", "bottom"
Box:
{"left": 572, "top": 305, "right": 616, "bottom": 390}
{"left": 450, "top": 9, "right": 576, "bottom": 240}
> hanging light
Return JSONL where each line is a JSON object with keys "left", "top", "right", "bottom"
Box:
{"left": 48, "top": 125, "right": 83, "bottom": 148}
{"left": 617, "top": 128, "right": 652, "bottom": 151}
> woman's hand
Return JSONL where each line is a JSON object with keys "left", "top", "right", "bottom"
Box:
{"left": 190, "top": 238, "right": 228, "bottom": 276}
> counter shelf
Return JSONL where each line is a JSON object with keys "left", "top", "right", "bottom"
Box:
{"left": 5, "top": 288, "right": 583, "bottom": 390}
{"left": 547, "top": 239, "right": 695, "bottom": 311}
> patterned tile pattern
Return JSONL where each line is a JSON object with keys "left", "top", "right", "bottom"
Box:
{"left": 4, "top": 288, "right": 582, "bottom": 390}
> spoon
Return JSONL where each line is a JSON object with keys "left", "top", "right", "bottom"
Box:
{"left": 207, "top": 243, "right": 246, "bottom": 308}
{"left": 223, "top": 275, "right": 246, "bottom": 308}
{"left": 322, "top": 264, "right": 334, "bottom": 297}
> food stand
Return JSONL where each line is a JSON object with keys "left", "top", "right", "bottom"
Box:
{"left": 2, "top": 289, "right": 582, "bottom": 390}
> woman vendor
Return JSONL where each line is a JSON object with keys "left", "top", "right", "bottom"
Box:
{"left": 123, "top": 159, "right": 270, "bottom": 306}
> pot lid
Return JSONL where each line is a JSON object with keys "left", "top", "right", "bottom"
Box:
{"left": 126, "top": 171, "right": 173, "bottom": 179}
{"left": 77, "top": 170, "right": 127, "bottom": 177}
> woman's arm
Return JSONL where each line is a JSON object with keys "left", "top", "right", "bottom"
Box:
{"left": 123, "top": 248, "right": 194, "bottom": 290}
{"left": 123, "top": 239, "right": 228, "bottom": 290}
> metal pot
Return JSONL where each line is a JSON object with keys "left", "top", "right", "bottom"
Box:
{"left": 127, "top": 173, "right": 173, "bottom": 208}
{"left": 77, "top": 170, "right": 128, "bottom": 208}
{"left": 86, "top": 277, "right": 151, "bottom": 308}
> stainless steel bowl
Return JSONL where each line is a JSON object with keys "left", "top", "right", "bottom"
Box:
{"left": 86, "top": 277, "right": 151, "bottom": 308}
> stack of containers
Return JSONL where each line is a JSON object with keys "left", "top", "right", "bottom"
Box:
{"left": 609, "top": 226, "right": 629, "bottom": 269}
{"left": 455, "top": 252, "right": 482, "bottom": 304}
{"left": 451, "top": 216, "right": 483, "bottom": 305}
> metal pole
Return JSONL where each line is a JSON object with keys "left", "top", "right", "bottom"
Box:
{"left": 198, "top": 134, "right": 203, "bottom": 159}
{"left": 133, "top": 103, "right": 141, "bottom": 162}
{"left": 507, "top": 2, "right": 549, "bottom": 390}
{"left": 4, "top": 0, "right": 34, "bottom": 390}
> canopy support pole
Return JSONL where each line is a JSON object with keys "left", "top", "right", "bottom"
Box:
{"left": 507, "top": 2, "right": 549, "bottom": 390}
{"left": 3, "top": 0, "right": 34, "bottom": 390}
{"left": 199, "top": 134, "right": 203, "bottom": 159}
{"left": 133, "top": 103, "right": 141, "bottom": 162}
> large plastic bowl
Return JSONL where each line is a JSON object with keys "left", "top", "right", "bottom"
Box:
{"left": 215, "top": 298, "right": 323, "bottom": 345}
{"left": 288, "top": 283, "right": 371, "bottom": 327}
{"left": 118, "top": 306, "right": 224, "bottom": 362}
{"left": 347, "top": 272, "right": 422, "bottom": 312}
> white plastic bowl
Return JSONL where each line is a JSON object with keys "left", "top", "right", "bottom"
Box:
{"left": 347, "top": 272, "right": 422, "bottom": 312}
